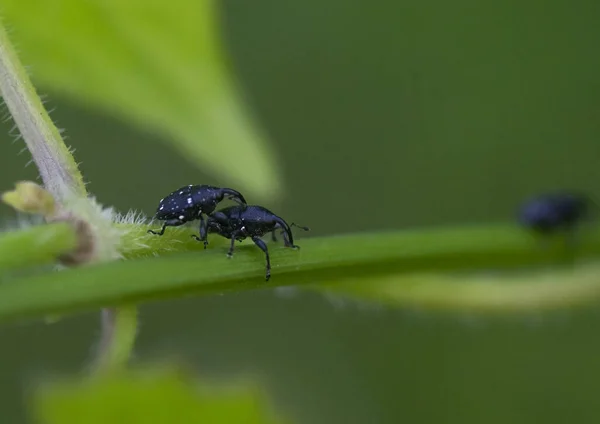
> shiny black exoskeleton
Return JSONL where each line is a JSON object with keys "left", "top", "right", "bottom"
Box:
{"left": 205, "top": 205, "right": 309, "bottom": 281}
{"left": 518, "top": 192, "right": 590, "bottom": 233}
{"left": 147, "top": 185, "right": 246, "bottom": 246}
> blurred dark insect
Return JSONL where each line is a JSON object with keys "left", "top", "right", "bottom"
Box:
{"left": 518, "top": 192, "right": 591, "bottom": 234}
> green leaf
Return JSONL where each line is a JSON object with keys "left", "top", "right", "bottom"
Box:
{"left": 1, "top": 0, "right": 281, "bottom": 200}
{"left": 0, "top": 223, "right": 600, "bottom": 321}
{"left": 33, "top": 364, "right": 287, "bottom": 424}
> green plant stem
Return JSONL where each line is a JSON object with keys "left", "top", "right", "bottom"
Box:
{"left": 0, "top": 224, "right": 599, "bottom": 320}
{"left": 311, "top": 267, "right": 600, "bottom": 313}
{"left": 118, "top": 221, "right": 600, "bottom": 262}
{"left": 92, "top": 306, "right": 138, "bottom": 374}
{"left": 0, "top": 21, "right": 86, "bottom": 202}
{"left": 0, "top": 22, "right": 136, "bottom": 374}
{"left": 0, "top": 222, "right": 76, "bottom": 273}
{"left": 117, "top": 223, "right": 229, "bottom": 259}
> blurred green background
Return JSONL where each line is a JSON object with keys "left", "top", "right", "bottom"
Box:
{"left": 1, "top": 0, "right": 600, "bottom": 422}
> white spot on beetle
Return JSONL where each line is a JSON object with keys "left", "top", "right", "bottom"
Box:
{"left": 179, "top": 215, "right": 185, "bottom": 220}
{"left": 159, "top": 206, "right": 164, "bottom": 210}
{"left": 179, "top": 191, "right": 184, "bottom": 195}
{"left": 187, "top": 198, "right": 192, "bottom": 204}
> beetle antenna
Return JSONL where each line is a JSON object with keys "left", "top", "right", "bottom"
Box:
{"left": 291, "top": 222, "right": 310, "bottom": 231}
{"left": 221, "top": 188, "right": 247, "bottom": 205}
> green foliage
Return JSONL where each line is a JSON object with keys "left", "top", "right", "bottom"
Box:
{"left": 0, "top": 5, "right": 287, "bottom": 419}
{"left": 1, "top": 224, "right": 600, "bottom": 322}
{"left": 1, "top": 1, "right": 600, "bottom": 423}
{"left": 33, "top": 364, "right": 286, "bottom": 424}
{"left": 1, "top": 0, "right": 281, "bottom": 201}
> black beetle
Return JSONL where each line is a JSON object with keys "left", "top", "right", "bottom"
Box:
{"left": 147, "top": 184, "right": 246, "bottom": 246}
{"left": 518, "top": 192, "right": 591, "bottom": 233}
{"left": 202, "top": 205, "right": 309, "bottom": 281}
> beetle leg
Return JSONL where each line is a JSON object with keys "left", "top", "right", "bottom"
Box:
{"left": 252, "top": 236, "right": 271, "bottom": 281}
{"left": 197, "top": 215, "right": 209, "bottom": 249}
{"left": 271, "top": 230, "right": 278, "bottom": 242}
{"left": 147, "top": 219, "right": 184, "bottom": 236}
{"left": 276, "top": 223, "right": 298, "bottom": 249}
{"left": 227, "top": 230, "right": 240, "bottom": 258}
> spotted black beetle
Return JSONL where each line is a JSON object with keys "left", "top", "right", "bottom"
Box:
{"left": 147, "top": 185, "right": 246, "bottom": 246}
{"left": 203, "top": 205, "right": 309, "bottom": 281}
{"left": 518, "top": 192, "right": 590, "bottom": 233}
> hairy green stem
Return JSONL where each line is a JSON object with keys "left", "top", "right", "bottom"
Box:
{"left": 0, "top": 21, "right": 86, "bottom": 202}
{"left": 0, "top": 222, "right": 76, "bottom": 272}
{"left": 117, "top": 221, "right": 600, "bottom": 261}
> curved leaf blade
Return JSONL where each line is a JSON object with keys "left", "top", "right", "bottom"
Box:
{"left": 1, "top": 0, "right": 281, "bottom": 200}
